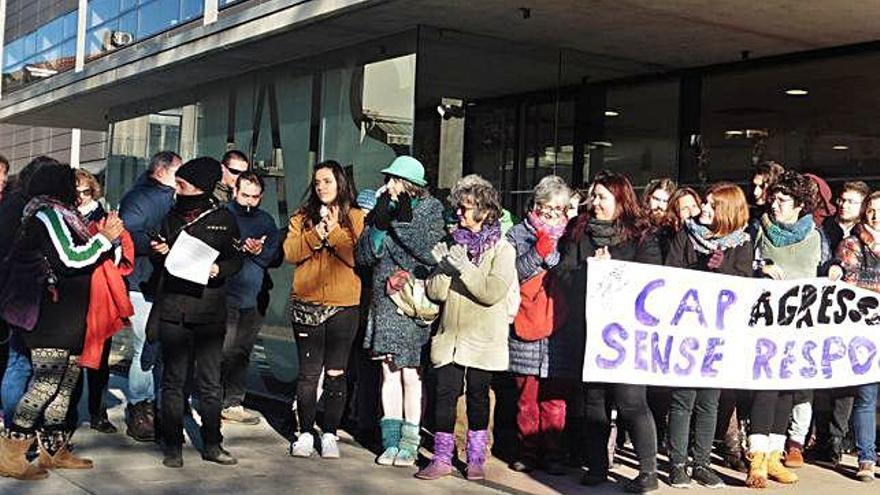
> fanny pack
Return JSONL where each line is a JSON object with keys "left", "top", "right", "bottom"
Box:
{"left": 289, "top": 298, "right": 341, "bottom": 326}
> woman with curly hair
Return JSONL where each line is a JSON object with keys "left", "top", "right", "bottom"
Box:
{"left": 416, "top": 174, "right": 516, "bottom": 482}
{"left": 747, "top": 170, "right": 821, "bottom": 488}
{"left": 555, "top": 170, "right": 663, "bottom": 493}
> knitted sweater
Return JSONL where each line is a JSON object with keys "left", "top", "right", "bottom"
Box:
{"left": 755, "top": 227, "right": 821, "bottom": 280}
{"left": 356, "top": 196, "right": 445, "bottom": 368}
{"left": 837, "top": 224, "right": 880, "bottom": 293}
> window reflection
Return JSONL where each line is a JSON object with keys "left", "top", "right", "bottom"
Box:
{"left": 2, "top": 10, "right": 78, "bottom": 92}
{"left": 85, "top": 0, "right": 204, "bottom": 61}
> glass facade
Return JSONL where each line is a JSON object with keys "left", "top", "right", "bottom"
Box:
{"left": 86, "top": 0, "right": 203, "bottom": 61}
{"left": 3, "top": 9, "right": 78, "bottom": 92}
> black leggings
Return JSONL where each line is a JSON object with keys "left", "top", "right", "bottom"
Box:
{"left": 584, "top": 383, "right": 657, "bottom": 474}
{"left": 749, "top": 390, "right": 794, "bottom": 436}
{"left": 293, "top": 307, "right": 359, "bottom": 435}
{"left": 11, "top": 348, "right": 81, "bottom": 435}
{"left": 434, "top": 363, "right": 492, "bottom": 433}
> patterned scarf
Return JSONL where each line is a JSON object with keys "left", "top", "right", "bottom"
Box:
{"left": 22, "top": 196, "right": 91, "bottom": 242}
{"left": 526, "top": 210, "right": 568, "bottom": 240}
{"left": 761, "top": 213, "right": 815, "bottom": 247}
{"left": 452, "top": 221, "right": 502, "bottom": 264}
{"left": 586, "top": 218, "right": 621, "bottom": 247}
{"left": 683, "top": 218, "right": 750, "bottom": 254}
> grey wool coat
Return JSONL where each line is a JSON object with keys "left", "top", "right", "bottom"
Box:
{"left": 356, "top": 195, "right": 446, "bottom": 368}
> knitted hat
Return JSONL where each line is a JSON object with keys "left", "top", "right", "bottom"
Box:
{"left": 381, "top": 156, "right": 427, "bottom": 187}
{"left": 357, "top": 189, "right": 378, "bottom": 211}
{"left": 176, "top": 157, "right": 222, "bottom": 194}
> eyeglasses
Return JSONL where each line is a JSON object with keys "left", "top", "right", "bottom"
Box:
{"left": 76, "top": 188, "right": 92, "bottom": 197}
{"left": 837, "top": 197, "right": 863, "bottom": 206}
{"left": 771, "top": 196, "right": 794, "bottom": 206}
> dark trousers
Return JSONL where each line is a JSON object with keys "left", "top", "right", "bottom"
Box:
{"left": 160, "top": 320, "right": 225, "bottom": 447}
{"left": 221, "top": 306, "right": 263, "bottom": 408}
{"left": 813, "top": 388, "right": 855, "bottom": 446}
{"left": 434, "top": 363, "right": 492, "bottom": 433}
{"left": 292, "top": 307, "right": 359, "bottom": 435}
{"left": 584, "top": 383, "right": 657, "bottom": 474}
{"left": 68, "top": 339, "right": 113, "bottom": 425}
{"left": 668, "top": 387, "right": 720, "bottom": 466}
{"left": 749, "top": 390, "right": 793, "bottom": 436}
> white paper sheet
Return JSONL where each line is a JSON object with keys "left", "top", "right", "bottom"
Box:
{"left": 165, "top": 230, "right": 220, "bottom": 285}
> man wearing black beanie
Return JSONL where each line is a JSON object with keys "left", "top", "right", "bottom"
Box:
{"left": 149, "top": 156, "right": 242, "bottom": 468}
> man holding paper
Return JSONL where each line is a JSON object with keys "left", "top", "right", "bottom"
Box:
{"left": 149, "top": 157, "right": 242, "bottom": 469}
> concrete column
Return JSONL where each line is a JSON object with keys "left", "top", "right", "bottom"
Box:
{"left": 70, "top": 128, "right": 81, "bottom": 168}
{"left": 75, "top": 0, "right": 87, "bottom": 72}
{"left": 204, "top": 0, "right": 219, "bottom": 25}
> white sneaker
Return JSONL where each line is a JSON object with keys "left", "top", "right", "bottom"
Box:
{"left": 290, "top": 432, "right": 315, "bottom": 458}
{"left": 321, "top": 433, "right": 340, "bottom": 459}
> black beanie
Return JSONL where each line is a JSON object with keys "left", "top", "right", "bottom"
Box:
{"left": 176, "top": 157, "right": 221, "bottom": 194}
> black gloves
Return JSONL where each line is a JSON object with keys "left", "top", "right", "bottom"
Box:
{"left": 370, "top": 193, "right": 393, "bottom": 231}
{"left": 396, "top": 193, "right": 413, "bottom": 223}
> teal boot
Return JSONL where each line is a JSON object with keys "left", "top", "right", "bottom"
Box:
{"left": 376, "top": 418, "right": 402, "bottom": 466}
{"left": 394, "top": 422, "right": 421, "bottom": 467}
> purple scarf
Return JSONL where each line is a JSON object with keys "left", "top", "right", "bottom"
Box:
{"left": 452, "top": 221, "right": 502, "bottom": 264}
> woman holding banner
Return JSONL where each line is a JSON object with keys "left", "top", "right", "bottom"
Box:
{"left": 749, "top": 170, "right": 820, "bottom": 488}
{"left": 829, "top": 190, "right": 880, "bottom": 482}
{"left": 555, "top": 170, "right": 662, "bottom": 493}
{"left": 664, "top": 183, "right": 753, "bottom": 489}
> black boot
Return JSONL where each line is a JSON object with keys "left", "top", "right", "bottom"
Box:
{"left": 624, "top": 472, "right": 659, "bottom": 493}
{"left": 202, "top": 444, "right": 237, "bottom": 465}
{"left": 163, "top": 445, "right": 183, "bottom": 468}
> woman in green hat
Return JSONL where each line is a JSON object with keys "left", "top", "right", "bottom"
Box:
{"left": 356, "top": 156, "right": 445, "bottom": 468}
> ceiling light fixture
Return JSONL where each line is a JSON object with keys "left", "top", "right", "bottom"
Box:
{"left": 604, "top": 110, "right": 619, "bottom": 117}
{"left": 784, "top": 88, "right": 808, "bottom": 96}
{"left": 832, "top": 145, "right": 849, "bottom": 150}
{"left": 724, "top": 130, "right": 744, "bottom": 137}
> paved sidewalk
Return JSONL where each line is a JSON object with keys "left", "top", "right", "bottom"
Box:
{"left": 2, "top": 375, "right": 880, "bottom": 494}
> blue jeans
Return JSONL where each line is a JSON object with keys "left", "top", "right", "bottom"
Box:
{"left": 127, "top": 291, "right": 155, "bottom": 405}
{"left": 1, "top": 346, "right": 32, "bottom": 423}
{"left": 853, "top": 383, "right": 879, "bottom": 463}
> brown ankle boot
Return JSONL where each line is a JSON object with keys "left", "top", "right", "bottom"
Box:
{"left": 767, "top": 451, "right": 798, "bottom": 484}
{"left": 0, "top": 433, "right": 50, "bottom": 480}
{"left": 746, "top": 452, "right": 768, "bottom": 489}
{"left": 37, "top": 431, "right": 93, "bottom": 470}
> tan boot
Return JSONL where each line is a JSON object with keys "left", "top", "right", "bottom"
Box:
{"left": 767, "top": 451, "right": 798, "bottom": 484}
{"left": 0, "top": 434, "right": 50, "bottom": 480}
{"left": 746, "top": 451, "right": 768, "bottom": 489}
{"left": 37, "top": 431, "right": 93, "bottom": 470}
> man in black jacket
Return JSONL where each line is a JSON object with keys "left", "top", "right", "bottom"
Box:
{"left": 150, "top": 157, "right": 242, "bottom": 468}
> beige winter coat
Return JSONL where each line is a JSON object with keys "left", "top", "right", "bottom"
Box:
{"left": 426, "top": 239, "right": 517, "bottom": 371}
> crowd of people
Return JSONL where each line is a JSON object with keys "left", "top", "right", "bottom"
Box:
{"left": 0, "top": 149, "right": 877, "bottom": 493}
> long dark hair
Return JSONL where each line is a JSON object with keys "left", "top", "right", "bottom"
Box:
{"left": 297, "top": 160, "right": 356, "bottom": 231}
{"left": 571, "top": 170, "right": 650, "bottom": 242}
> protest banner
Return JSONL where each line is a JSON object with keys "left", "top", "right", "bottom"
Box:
{"left": 584, "top": 259, "right": 880, "bottom": 390}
